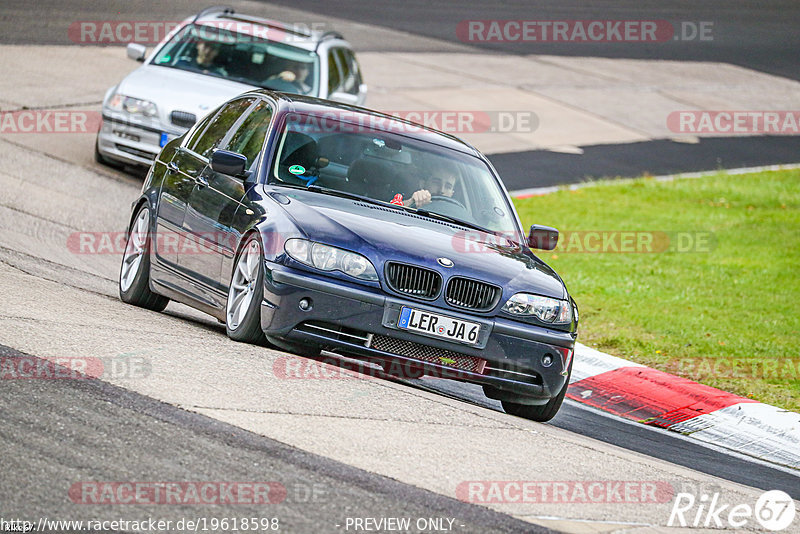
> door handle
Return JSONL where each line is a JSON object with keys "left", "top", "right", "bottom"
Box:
{"left": 166, "top": 161, "right": 179, "bottom": 174}
{"left": 195, "top": 176, "right": 209, "bottom": 188}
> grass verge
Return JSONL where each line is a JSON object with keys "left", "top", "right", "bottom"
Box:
{"left": 513, "top": 169, "right": 800, "bottom": 412}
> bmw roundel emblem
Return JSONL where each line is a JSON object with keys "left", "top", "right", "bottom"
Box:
{"left": 437, "top": 257, "right": 454, "bottom": 268}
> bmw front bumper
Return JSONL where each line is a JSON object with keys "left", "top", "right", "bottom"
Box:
{"left": 260, "top": 263, "right": 576, "bottom": 402}
{"left": 96, "top": 113, "right": 184, "bottom": 167}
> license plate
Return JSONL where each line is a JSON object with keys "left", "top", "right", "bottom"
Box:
{"left": 398, "top": 307, "right": 481, "bottom": 345}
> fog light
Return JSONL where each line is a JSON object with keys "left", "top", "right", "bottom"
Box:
{"left": 299, "top": 298, "right": 312, "bottom": 311}
{"left": 542, "top": 354, "right": 554, "bottom": 367}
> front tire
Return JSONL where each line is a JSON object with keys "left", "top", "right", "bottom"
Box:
{"left": 225, "top": 235, "right": 267, "bottom": 344}
{"left": 119, "top": 205, "right": 169, "bottom": 311}
{"left": 500, "top": 360, "right": 573, "bottom": 422}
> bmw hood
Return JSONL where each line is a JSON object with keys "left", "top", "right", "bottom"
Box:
{"left": 275, "top": 191, "right": 567, "bottom": 300}
{"left": 111, "top": 65, "right": 258, "bottom": 131}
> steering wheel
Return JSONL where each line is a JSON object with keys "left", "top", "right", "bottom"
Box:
{"left": 428, "top": 195, "right": 466, "bottom": 210}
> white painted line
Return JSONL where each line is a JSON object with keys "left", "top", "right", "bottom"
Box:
{"left": 509, "top": 162, "right": 800, "bottom": 198}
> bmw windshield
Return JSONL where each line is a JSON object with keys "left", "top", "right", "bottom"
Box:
{"left": 269, "top": 113, "right": 523, "bottom": 238}
{"left": 151, "top": 24, "right": 319, "bottom": 96}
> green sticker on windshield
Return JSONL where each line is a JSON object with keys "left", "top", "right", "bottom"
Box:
{"left": 288, "top": 165, "right": 306, "bottom": 175}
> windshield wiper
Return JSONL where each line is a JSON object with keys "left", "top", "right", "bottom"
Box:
{"left": 275, "top": 183, "right": 404, "bottom": 210}
{"left": 307, "top": 185, "right": 389, "bottom": 205}
{"left": 413, "top": 208, "right": 498, "bottom": 236}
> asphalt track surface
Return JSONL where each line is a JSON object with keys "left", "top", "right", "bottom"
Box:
{"left": 0, "top": 345, "right": 548, "bottom": 534}
{"left": 492, "top": 136, "right": 800, "bottom": 190}
{"left": 259, "top": 0, "right": 800, "bottom": 81}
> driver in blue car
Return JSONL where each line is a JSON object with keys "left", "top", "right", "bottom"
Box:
{"left": 391, "top": 172, "right": 458, "bottom": 208}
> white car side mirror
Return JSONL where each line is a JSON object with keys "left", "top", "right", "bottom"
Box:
{"left": 126, "top": 43, "right": 146, "bottom": 62}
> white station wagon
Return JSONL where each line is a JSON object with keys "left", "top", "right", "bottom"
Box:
{"left": 96, "top": 6, "right": 366, "bottom": 168}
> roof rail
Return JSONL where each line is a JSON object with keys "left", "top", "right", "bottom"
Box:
{"left": 221, "top": 14, "right": 313, "bottom": 38}
{"left": 192, "top": 5, "right": 235, "bottom": 24}
{"left": 315, "top": 31, "right": 344, "bottom": 51}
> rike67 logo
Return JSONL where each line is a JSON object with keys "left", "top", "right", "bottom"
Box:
{"left": 668, "top": 490, "right": 796, "bottom": 531}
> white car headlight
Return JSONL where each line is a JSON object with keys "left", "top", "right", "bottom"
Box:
{"left": 284, "top": 239, "right": 378, "bottom": 281}
{"left": 107, "top": 94, "right": 158, "bottom": 117}
{"left": 503, "top": 293, "right": 572, "bottom": 324}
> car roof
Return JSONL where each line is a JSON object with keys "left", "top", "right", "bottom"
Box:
{"left": 185, "top": 6, "right": 348, "bottom": 51}
{"left": 244, "top": 90, "right": 483, "bottom": 157}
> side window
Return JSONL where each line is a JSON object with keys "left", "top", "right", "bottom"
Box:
{"left": 224, "top": 100, "right": 274, "bottom": 167}
{"left": 191, "top": 97, "right": 256, "bottom": 159}
{"left": 345, "top": 50, "right": 363, "bottom": 92}
{"left": 336, "top": 49, "right": 361, "bottom": 95}
{"left": 185, "top": 109, "right": 217, "bottom": 150}
{"left": 327, "top": 49, "right": 342, "bottom": 95}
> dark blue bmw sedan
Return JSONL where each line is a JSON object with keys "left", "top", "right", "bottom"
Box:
{"left": 119, "top": 90, "right": 578, "bottom": 421}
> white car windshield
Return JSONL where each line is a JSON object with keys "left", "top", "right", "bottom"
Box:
{"left": 270, "top": 113, "right": 522, "bottom": 237}
{"left": 152, "top": 24, "right": 319, "bottom": 96}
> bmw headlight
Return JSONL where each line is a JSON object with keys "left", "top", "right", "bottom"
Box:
{"left": 284, "top": 239, "right": 378, "bottom": 281}
{"left": 107, "top": 94, "right": 158, "bottom": 117}
{"left": 503, "top": 293, "right": 572, "bottom": 324}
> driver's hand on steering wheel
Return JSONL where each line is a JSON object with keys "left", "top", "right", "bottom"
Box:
{"left": 405, "top": 189, "right": 431, "bottom": 208}
{"left": 277, "top": 71, "right": 298, "bottom": 82}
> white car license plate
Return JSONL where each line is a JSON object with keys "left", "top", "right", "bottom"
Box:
{"left": 398, "top": 307, "right": 481, "bottom": 345}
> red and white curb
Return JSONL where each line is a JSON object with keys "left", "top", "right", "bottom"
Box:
{"left": 568, "top": 343, "right": 800, "bottom": 470}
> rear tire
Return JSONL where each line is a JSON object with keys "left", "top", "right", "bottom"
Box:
{"left": 119, "top": 205, "right": 169, "bottom": 311}
{"left": 500, "top": 360, "right": 572, "bottom": 422}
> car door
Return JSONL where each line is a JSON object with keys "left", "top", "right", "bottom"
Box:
{"left": 181, "top": 98, "right": 274, "bottom": 300}
{"left": 172, "top": 96, "right": 256, "bottom": 305}
{"left": 154, "top": 110, "right": 217, "bottom": 266}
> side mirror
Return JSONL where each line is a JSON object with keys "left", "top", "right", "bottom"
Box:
{"left": 126, "top": 43, "right": 146, "bottom": 62}
{"left": 211, "top": 150, "right": 248, "bottom": 177}
{"left": 528, "top": 225, "right": 559, "bottom": 250}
